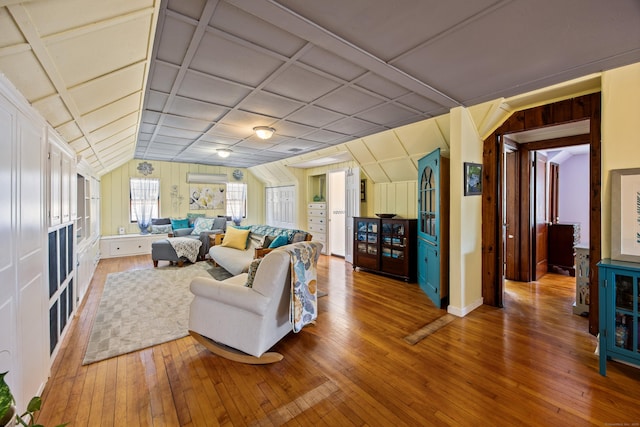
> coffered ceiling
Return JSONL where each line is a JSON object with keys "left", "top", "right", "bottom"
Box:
{"left": 1, "top": 0, "right": 639, "bottom": 175}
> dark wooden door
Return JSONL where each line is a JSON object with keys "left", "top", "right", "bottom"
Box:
{"left": 533, "top": 152, "right": 548, "bottom": 280}
{"left": 504, "top": 149, "right": 518, "bottom": 280}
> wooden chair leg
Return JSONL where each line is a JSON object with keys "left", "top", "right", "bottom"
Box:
{"left": 153, "top": 260, "right": 158, "bottom": 267}
{"left": 189, "top": 331, "right": 283, "bottom": 364}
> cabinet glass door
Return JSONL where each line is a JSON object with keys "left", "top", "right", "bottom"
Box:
{"left": 382, "top": 222, "right": 406, "bottom": 260}
{"left": 613, "top": 273, "right": 638, "bottom": 353}
{"left": 356, "top": 219, "right": 378, "bottom": 256}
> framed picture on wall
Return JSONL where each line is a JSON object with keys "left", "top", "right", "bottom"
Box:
{"left": 464, "top": 162, "right": 483, "bottom": 196}
{"left": 611, "top": 167, "right": 640, "bottom": 262}
{"left": 360, "top": 179, "right": 366, "bottom": 202}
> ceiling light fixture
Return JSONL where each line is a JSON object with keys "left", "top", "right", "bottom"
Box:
{"left": 217, "top": 148, "right": 232, "bottom": 158}
{"left": 253, "top": 126, "right": 276, "bottom": 140}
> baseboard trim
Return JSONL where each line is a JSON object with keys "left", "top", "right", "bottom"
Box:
{"left": 447, "top": 297, "right": 484, "bottom": 317}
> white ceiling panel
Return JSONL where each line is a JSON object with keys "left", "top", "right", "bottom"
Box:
{"left": 32, "top": 95, "right": 72, "bottom": 127}
{"left": 264, "top": 65, "right": 342, "bottom": 102}
{"left": 211, "top": 1, "right": 305, "bottom": 57}
{"left": 69, "top": 63, "right": 147, "bottom": 114}
{"left": 191, "top": 31, "right": 284, "bottom": 86}
{"left": 0, "top": 51, "right": 54, "bottom": 101}
{"left": 379, "top": 157, "right": 418, "bottom": 182}
{"left": 82, "top": 93, "right": 142, "bottom": 132}
{"left": 47, "top": 15, "right": 153, "bottom": 88}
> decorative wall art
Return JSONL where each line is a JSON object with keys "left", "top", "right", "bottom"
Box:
{"left": 464, "top": 162, "right": 483, "bottom": 196}
{"left": 137, "top": 161, "right": 154, "bottom": 176}
{"left": 189, "top": 184, "right": 225, "bottom": 210}
{"left": 611, "top": 168, "right": 640, "bottom": 262}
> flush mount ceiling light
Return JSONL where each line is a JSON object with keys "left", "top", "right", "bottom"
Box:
{"left": 217, "top": 148, "right": 232, "bottom": 158}
{"left": 253, "top": 126, "right": 276, "bottom": 140}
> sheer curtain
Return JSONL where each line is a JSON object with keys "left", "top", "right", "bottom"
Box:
{"left": 131, "top": 178, "right": 159, "bottom": 233}
{"left": 226, "top": 183, "right": 246, "bottom": 225}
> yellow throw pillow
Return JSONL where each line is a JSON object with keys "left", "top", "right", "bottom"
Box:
{"left": 220, "top": 226, "right": 250, "bottom": 250}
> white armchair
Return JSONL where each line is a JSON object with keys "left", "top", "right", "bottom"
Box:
{"left": 188, "top": 241, "right": 323, "bottom": 364}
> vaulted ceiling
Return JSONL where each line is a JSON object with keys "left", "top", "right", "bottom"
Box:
{"left": 1, "top": 0, "right": 639, "bottom": 175}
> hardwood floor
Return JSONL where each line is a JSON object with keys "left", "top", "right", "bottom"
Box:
{"left": 37, "top": 255, "right": 640, "bottom": 426}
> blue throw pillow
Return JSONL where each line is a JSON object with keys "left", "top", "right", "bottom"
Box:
{"left": 268, "top": 234, "right": 288, "bottom": 248}
{"left": 170, "top": 218, "right": 189, "bottom": 230}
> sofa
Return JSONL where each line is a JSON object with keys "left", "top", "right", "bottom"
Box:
{"left": 189, "top": 240, "right": 323, "bottom": 363}
{"left": 151, "top": 216, "right": 227, "bottom": 266}
{"left": 208, "top": 225, "right": 312, "bottom": 275}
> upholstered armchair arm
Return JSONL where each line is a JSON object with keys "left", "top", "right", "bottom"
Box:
{"left": 173, "top": 227, "right": 194, "bottom": 237}
{"left": 190, "top": 277, "right": 270, "bottom": 316}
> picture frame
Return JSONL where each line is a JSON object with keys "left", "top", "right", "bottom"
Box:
{"left": 611, "top": 167, "right": 640, "bottom": 262}
{"left": 464, "top": 162, "right": 483, "bottom": 196}
{"left": 360, "top": 179, "right": 366, "bottom": 202}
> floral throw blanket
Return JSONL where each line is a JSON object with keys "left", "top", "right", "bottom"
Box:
{"left": 283, "top": 241, "right": 322, "bottom": 333}
{"left": 168, "top": 237, "right": 202, "bottom": 263}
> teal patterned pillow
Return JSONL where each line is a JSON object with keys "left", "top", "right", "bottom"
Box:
{"left": 244, "top": 258, "right": 262, "bottom": 288}
{"left": 191, "top": 217, "right": 215, "bottom": 235}
{"left": 151, "top": 224, "right": 173, "bottom": 234}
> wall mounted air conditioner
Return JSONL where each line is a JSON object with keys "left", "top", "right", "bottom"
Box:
{"left": 186, "top": 172, "right": 228, "bottom": 184}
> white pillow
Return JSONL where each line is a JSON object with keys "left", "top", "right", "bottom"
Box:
{"left": 191, "top": 217, "right": 215, "bottom": 235}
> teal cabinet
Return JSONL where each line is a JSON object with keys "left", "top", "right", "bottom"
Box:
{"left": 417, "top": 148, "right": 449, "bottom": 308}
{"left": 597, "top": 259, "right": 640, "bottom": 375}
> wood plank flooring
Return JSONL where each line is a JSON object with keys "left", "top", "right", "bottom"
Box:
{"left": 37, "top": 255, "right": 640, "bottom": 426}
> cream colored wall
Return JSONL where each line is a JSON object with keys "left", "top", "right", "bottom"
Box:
{"left": 448, "top": 107, "right": 484, "bottom": 315}
{"left": 601, "top": 62, "right": 640, "bottom": 259}
{"left": 372, "top": 181, "right": 417, "bottom": 219}
{"left": 100, "top": 159, "right": 264, "bottom": 236}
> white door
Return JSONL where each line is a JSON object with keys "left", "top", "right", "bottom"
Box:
{"left": 345, "top": 167, "right": 360, "bottom": 264}
{"left": 266, "top": 186, "right": 296, "bottom": 229}
{"left": 328, "top": 171, "right": 345, "bottom": 256}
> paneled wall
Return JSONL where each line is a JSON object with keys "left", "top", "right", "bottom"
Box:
{"left": 0, "top": 75, "right": 49, "bottom": 414}
{"left": 101, "top": 159, "right": 264, "bottom": 235}
{"left": 371, "top": 181, "right": 418, "bottom": 219}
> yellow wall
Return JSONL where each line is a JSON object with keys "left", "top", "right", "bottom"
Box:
{"left": 601, "top": 62, "right": 640, "bottom": 258}
{"left": 100, "top": 159, "right": 264, "bottom": 235}
{"left": 448, "top": 106, "right": 484, "bottom": 315}
{"left": 371, "top": 181, "right": 417, "bottom": 219}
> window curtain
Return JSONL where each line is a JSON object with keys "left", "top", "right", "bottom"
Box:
{"left": 131, "top": 178, "right": 159, "bottom": 234}
{"left": 226, "top": 183, "right": 246, "bottom": 225}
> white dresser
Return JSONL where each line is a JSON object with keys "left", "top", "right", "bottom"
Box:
{"left": 307, "top": 202, "right": 327, "bottom": 254}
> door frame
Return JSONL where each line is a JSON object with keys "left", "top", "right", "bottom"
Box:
{"left": 482, "top": 92, "right": 601, "bottom": 335}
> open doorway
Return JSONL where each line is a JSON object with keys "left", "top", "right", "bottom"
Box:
{"left": 503, "top": 141, "right": 590, "bottom": 283}
{"left": 328, "top": 170, "right": 346, "bottom": 257}
{"left": 502, "top": 121, "right": 591, "bottom": 284}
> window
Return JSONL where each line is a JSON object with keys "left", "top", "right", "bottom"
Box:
{"left": 226, "top": 183, "right": 247, "bottom": 220}
{"left": 130, "top": 178, "right": 160, "bottom": 223}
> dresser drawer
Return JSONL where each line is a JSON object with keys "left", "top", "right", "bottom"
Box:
{"left": 308, "top": 209, "right": 326, "bottom": 217}
{"left": 308, "top": 224, "right": 326, "bottom": 233}
{"left": 308, "top": 203, "right": 326, "bottom": 210}
{"left": 108, "top": 239, "right": 149, "bottom": 256}
{"left": 308, "top": 216, "right": 326, "bottom": 225}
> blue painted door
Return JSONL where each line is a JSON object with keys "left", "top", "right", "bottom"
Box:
{"left": 417, "top": 148, "right": 442, "bottom": 307}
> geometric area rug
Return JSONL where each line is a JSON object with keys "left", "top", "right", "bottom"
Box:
{"left": 82, "top": 262, "right": 232, "bottom": 365}
{"left": 403, "top": 313, "right": 456, "bottom": 345}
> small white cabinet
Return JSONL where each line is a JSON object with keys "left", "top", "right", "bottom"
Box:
{"left": 307, "top": 203, "right": 327, "bottom": 254}
{"left": 574, "top": 244, "right": 590, "bottom": 315}
{"left": 100, "top": 233, "right": 169, "bottom": 258}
